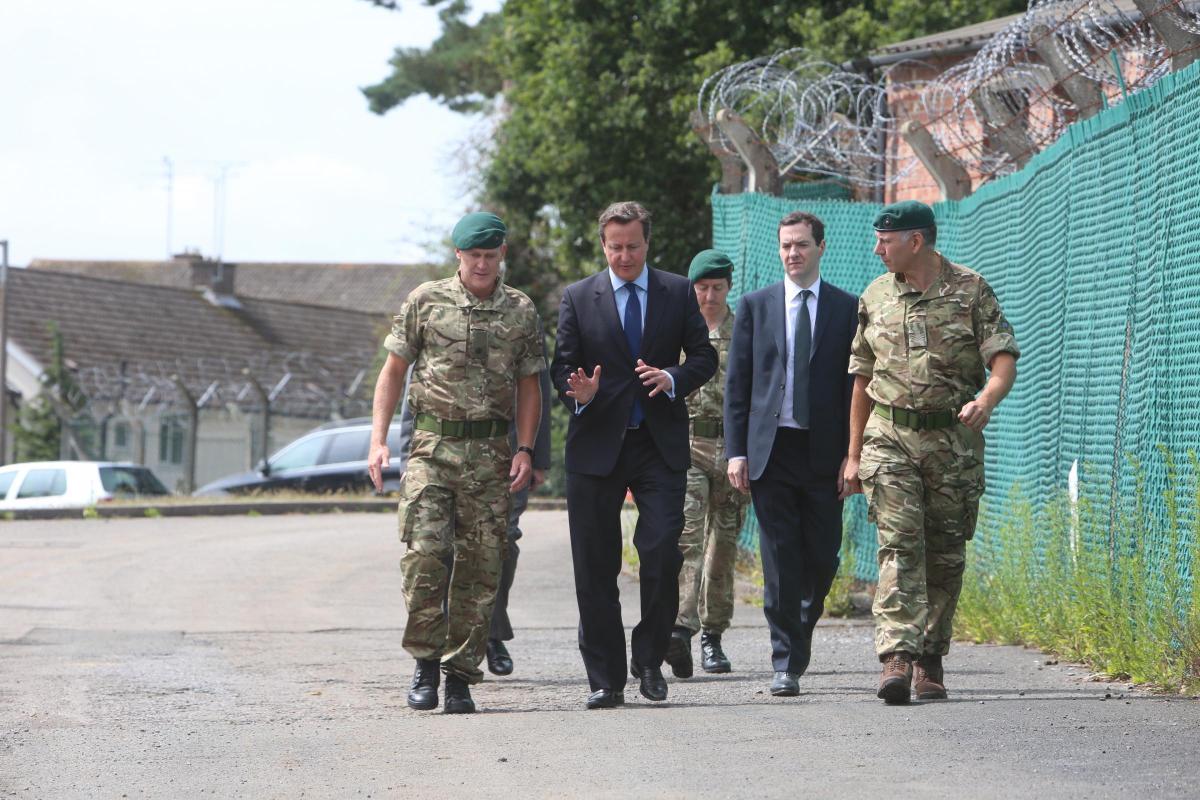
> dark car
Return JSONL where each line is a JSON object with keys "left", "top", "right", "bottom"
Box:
{"left": 193, "top": 418, "right": 405, "bottom": 496}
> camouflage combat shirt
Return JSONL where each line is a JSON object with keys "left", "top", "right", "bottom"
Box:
{"left": 686, "top": 307, "right": 735, "bottom": 422}
{"left": 384, "top": 273, "right": 544, "bottom": 421}
{"left": 848, "top": 253, "right": 1020, "bottom": 411}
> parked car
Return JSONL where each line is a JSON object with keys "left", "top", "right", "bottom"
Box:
{"left": 0, "top": 461, "right": 171, "bottom": 511}
{"left": 193, "top": 418, "right": 405, "bottom": 497}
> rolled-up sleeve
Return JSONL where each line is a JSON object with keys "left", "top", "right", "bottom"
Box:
{"left": 974, "top": 280, "right": 1020, "bottom": 367}
{"left": 847, "top": 297, "right": 875, "bottom": 377}
{"left": 383, "top": 299, "right": 421, "bottom": 363}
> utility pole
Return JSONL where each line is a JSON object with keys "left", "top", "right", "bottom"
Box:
{"left": 164, "top": 156, "right": 174, "bottom": 259}
{"left": 0, "top": 240, "right": 8, "bottom": 465}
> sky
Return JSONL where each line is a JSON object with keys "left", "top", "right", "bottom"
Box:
{"left": 0, "top": 0, "right": 498, "bottom": 266}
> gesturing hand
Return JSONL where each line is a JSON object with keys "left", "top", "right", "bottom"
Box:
{"left": 566, "top": 365, "right": 602, "bottom": 405}
{"left": 634, "top": 360, "right": 672, "bottom": 398}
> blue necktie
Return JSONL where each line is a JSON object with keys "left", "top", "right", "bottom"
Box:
{"left": 624, "top": 283, "right": 644, "bottom": 427}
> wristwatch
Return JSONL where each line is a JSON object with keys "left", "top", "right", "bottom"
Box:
{"left": 517, "top": 445, "right": 535, "bottom": 456}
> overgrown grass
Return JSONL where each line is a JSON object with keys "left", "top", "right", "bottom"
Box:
{"left": 956, "top": 449, "right": 1200, "bottom": 694}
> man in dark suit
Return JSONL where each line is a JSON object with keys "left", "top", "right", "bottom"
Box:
{"left": 724, "top": 210, "right": 858, "bottom": 697}
{"left": 552, "top": 201, "right": 717, "bottom": 710}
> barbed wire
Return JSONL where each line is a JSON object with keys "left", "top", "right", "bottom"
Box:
{"left": 67, "top": 350, "right": 376, "bottom": 423}
{"left": 699, "top": 0, "right": 1197, "bottom": 191}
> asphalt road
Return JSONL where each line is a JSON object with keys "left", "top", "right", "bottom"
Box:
{"left": 1, "top": 511, "right": 1197, "bottom": 799}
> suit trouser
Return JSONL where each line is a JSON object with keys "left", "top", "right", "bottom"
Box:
{"left": 749, "top": 428, "right": 844, "bottom": 675}
{"left": 566, "top": 429, "right": 687, "bottom": 692}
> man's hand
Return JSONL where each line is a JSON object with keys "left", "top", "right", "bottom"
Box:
{"left": 367, "top": 442, "right": 390, "bottom": 492}
{"left": 839, "top": 454, "right": 862, "bottom": 499}
{"left": 530, "top": 468, "right": 546, "bottom": 491}
{"left": 634, "top": 360, "right": 673, "bottom": 398}
{"left": 566, "top": 365, "right": 602, "bottom": 405}
{"left": 958, "top": 398, "right": 993, "bottom": 433}
{"left": 510, "top": 450, "right": 533, "bottom": 493}
{"left": 727, "top": 457, "right": 750, "bottom": 495}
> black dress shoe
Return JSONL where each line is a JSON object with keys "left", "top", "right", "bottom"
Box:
{"left": 407, "top": 658, "right": 441, "bottom": 710}
{"left": 585, "top": 688, "right": 625, "bottom": 709}
{"left": 664, "top": 628, "right": 694, "bottom": 679}
{"left": 443, "top": 673, "right": 475, "bottom": 714}
{"left": 630, "top": 661, "right": 668, "bottom": 702}
{"left": 486, "top": 638, "right": 514, "bottom": 676}
{"left": 700, "top": 631, "right": 731, "bottom": 673}
{"left": 770, "top": 671, "right": 800, "bottom": 697}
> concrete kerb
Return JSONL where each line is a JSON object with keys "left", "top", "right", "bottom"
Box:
{"left": 1, "top": 496, "right": 569, "bottom": 521}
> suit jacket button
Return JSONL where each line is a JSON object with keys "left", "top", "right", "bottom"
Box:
{"left": 774, "top": 412, "right": 779, "bottom": 417}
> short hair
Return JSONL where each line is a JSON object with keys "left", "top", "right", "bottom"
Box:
{"left": 778, "top": 211, "right": 825, "bottom": 245}
{"left": 599, "top": 201, "right": 652, "bottom": 242}
{"left": 905, "top": 226, "right": 938, "bottom": 247}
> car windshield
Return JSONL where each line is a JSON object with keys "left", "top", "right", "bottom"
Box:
{"left": 16, "top": 468, "right": 68, "bottom": 499}
{"left": 270, "top": 435, "right": 327, "bottom": 471}
{"left": 0, "top": 469, "right": 16, "bottom": 499}
{"left": 99, "top": 466, "right": 170, "bottom": 496}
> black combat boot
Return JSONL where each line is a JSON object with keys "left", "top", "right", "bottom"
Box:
{"left": 664, "top": 627, "right": 694, "bottom": 679}
{"left": 443, "top": 672, "right": 476, "bottom": 714}
{"left": 700, "top": 631, "right": 732, "bottom": 673}
{"left": 407, "top": 658, "right": 440, "bottom": 710}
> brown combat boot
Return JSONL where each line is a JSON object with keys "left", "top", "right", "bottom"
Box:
{"left": 914, "top": 654, "right": 947, "bottom": 700}
{"left": 877, "top": 651, "right": 913, "bottom": 705}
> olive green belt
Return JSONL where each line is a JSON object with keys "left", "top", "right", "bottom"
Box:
{"left": 691, "top": 418, "right": 723, "bottom": 438}
{"left": 414, "top": 413, "right": 509, "bottom": 439}
{"left": 872, "top": 403, "right": 956, "bottom": 431}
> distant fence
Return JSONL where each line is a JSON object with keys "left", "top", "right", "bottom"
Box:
{"left": 714, "top": 58, "right": 1200, "bottom": 584}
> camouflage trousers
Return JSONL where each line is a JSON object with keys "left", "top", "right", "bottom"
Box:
{"left": 675, "top": 435, "right": 749, "bottom": 636}
{"left": 859, "top": 413, "right": 985, "bottom": 659}
{"left": 398, "top": 429, "right": 513, "bottom": 684}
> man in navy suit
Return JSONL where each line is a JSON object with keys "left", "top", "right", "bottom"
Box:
{"left": 552, "top": 201, "right": 718, "bottom": 709}
{"left": 724, "top": 210, "right": 858, "bottom": 697}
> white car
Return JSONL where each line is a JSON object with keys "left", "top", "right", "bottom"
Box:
{"left": 0, "top": 461, "right": 171, "bottom": 511}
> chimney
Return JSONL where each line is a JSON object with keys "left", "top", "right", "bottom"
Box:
{"left": 173, "top": 251, "right": 240, "bottom": 309}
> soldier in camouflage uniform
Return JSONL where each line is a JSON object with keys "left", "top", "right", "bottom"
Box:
{"left": 666, "top": 250, "right": 749, "bottom": 679}
{"left": 843, "top": 201, "right": 1019, "bottom": 705}
{"left": 367, "top": 212, "right": 544, "bottom": 714}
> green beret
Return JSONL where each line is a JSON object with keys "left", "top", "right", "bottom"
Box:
{"left": 688, "top": 249, "right": 734, "bottom": 283}
{"left": 873, "top": 200, "right": 935, "bottom": 232}
{"left": 452, "top": 212, "right": 507, "bottom": 250}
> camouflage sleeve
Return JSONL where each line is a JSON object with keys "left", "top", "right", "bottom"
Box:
{"left": 973, "top": 279, "right": 1020, "bottom": 367}
{"left": 516, "top": 308, "right": 547, "bottom": 378}
{"left": 382, "top": 296, "right": 421, "bottom": 363}
{"left": 847, "top": 296, "right": 875, "bottom": 377}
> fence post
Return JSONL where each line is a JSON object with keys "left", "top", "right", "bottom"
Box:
{"left": 242, "top": 368, "right": 271, "bottom": 468}
{"left": 970, "top": 87, "right": 1036, "bottom": 169}
{"left": 170, "top": 375, "right": 198, "bottom": 494}
{"left": 1132, "top": 0, "right": 1200, "bottom": 71}
{"left": 1029, "top": 24, "right": 1106, "bottom": 120}
{"left": 899, "top": 120, "right": 973, "bottom": 200}
{"left": 690, "top": 109, "right": 746, "bottom": 194}
{"left": 714, "top": 109, "right": 783, "bottom": 195}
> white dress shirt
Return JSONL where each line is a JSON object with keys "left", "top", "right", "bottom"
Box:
{"left": 779, "top": 276, "right": 820, "bottom": 430}
{"left": 575, "top": 266, "right": 674, "bottom": 414}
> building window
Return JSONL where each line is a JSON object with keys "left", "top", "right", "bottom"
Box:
{"left": 114, "top": 422, "right": 130, "bottom": 448}
{"left": 159, "top": 419, "right": 185, "bottom": 464}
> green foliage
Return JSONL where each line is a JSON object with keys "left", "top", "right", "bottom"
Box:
{"left": 81, "top": 506, "right": 100, "bottom": 520}
{"left": 956, "top": 451, "right": 1200, "bottom": 694}
{"left": 363, "top": 1, "right": 1024, "bottom": 311}
{"left": 143, "top": 507, "right": 162, "bottom": 518}
{"left": 11, "top": 322, "right": 86, "bottom": 462}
